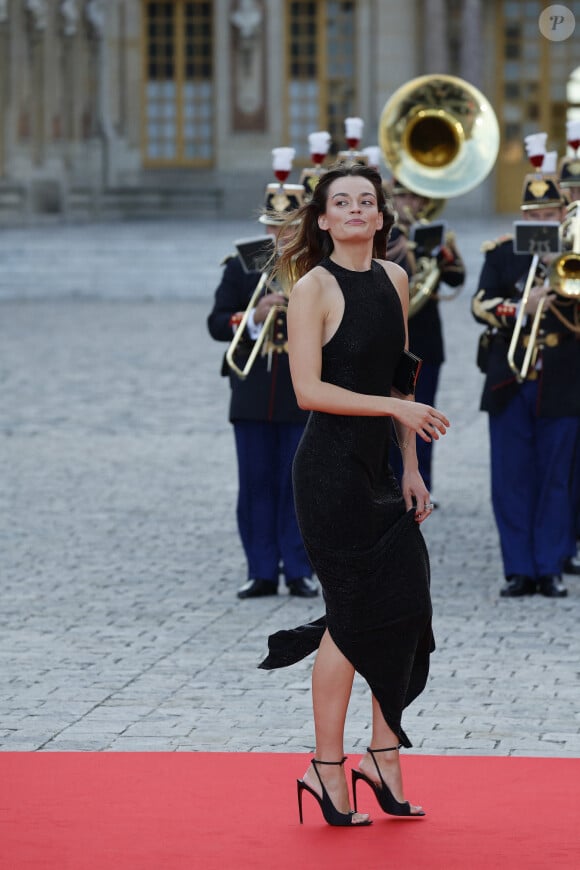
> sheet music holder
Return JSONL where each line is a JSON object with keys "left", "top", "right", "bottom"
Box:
{"left": 513, "top": 221, "right": 561, "bottom": 255}
{"left": 410, "top": 221, "right": 447, "bottom": 256}
{"left": 234, "top": 236, "right": 276, "bottom": 274}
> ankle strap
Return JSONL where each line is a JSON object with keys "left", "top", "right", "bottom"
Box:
{"left": 311, "top": 757, "right": 347, "bottom": 790}
{"left": 366, "top": 745, "right": 402, "bottom": 754}
{"left": 311, "top": 757, "right": 347, "bottom": 766}
{"left": 366, "top": 745, "right": 402, "bottom": 781}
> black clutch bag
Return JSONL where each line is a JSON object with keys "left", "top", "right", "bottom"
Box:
{"left": 392, "top": 350, "right": 422, "bottom": 395}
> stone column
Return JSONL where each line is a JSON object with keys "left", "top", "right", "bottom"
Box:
{"left": 115, "top": 0, "right": 128, "bottom": 139}
{"left": 0, "top": 1, "right": 9, "bottom": 176}
{"left": 86, "top": 0, "right": 114, "bottom": 187}
{"left": 60, "top": 0, "right": 79, "bottom": 164}
{"left": 459, "top": 0, "right": 483, "bottom": 86}
{"left": 423, "top": 0, "right": 449, "bottom": 73}
{"left": 26, "top": 0, "right": 48, "bottom": 167}
{"left": 60, "top": 0, "right": 78, "bottom": 36}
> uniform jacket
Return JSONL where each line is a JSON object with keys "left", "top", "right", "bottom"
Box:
{"left": 387, "top": 225, "right": 465, "bottom": 364}
{"left": 207, "top": 255, "right": 308, "bottom": 425}
{"left": 471, "top": 237, "right": 580, "bottom": 417}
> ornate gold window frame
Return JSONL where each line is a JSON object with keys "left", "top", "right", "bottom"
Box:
{"left": 284, "top": 0, "right": 358, "bottom": 162}
{"left": 141, "top": 0, "right": 214, "bottom": 167}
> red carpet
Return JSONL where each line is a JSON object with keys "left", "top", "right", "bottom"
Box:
{"left": 1, "top": 753, "right": 579, "bottom": 869}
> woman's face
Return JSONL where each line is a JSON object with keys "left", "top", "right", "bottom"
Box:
{"left": 318, "top": 176, "right": 383, "bottom": 243}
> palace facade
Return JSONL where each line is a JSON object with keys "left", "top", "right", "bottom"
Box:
{"left": 1, "top": 0, "right": 580, "bottom": 220}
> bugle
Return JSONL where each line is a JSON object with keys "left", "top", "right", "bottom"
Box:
{"left": 506, "top": 253, "right": 541, "bottom": 381}
{"left": 225, "top": 273, "right": 288, "bottom": 380}
{"left": 508, "top": 203, "right": 580, "bottom": 382}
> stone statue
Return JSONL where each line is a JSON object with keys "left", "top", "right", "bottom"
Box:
{"left": 86, "top": 0, "right": 105, "bottom": 39}
{"left": 230, "top": 0, "right": 263, "bottom": 99}
{"left": 60, "top": 0, "right": 79, "bottom": 37}
{"left": 25, "top": 0, "right": 48, "bottom": 31}
{"left": 230, "top": 0, "right": 262, "bottom": 41}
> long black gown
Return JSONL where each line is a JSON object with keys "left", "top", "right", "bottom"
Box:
{"left": 259, "top": 257, "right": 434, "bottom": 747}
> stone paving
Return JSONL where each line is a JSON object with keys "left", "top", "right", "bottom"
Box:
{"left": 1, "top": 211, "right": 579, "bottom": 757}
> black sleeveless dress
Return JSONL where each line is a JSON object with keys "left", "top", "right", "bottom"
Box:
{"left": 259, "top": 257, "right": 434, "bottom": 747}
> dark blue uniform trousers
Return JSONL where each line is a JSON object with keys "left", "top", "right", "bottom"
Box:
{"left": 234, "top": 420, "right": 311, "bottom": 585}
{"left": 489, "top": 380, "right": 580, "bottom": 578}
{"left": 573, "top": 428, "right": 580, "bottom": 542}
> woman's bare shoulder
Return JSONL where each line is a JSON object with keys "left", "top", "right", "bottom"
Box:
{"left": 291, "top": 264, "right": 333, "bottom": 300}
{"left": 375, "top": 258, "right": 408, "bottom": 284}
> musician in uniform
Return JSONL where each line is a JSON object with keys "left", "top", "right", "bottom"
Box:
{"left": 386, "top": 179, "right": 465, "bottom": 496}
{"left": 558, "top": 152, "right": 580, "bottom": 575}
{"left": 471, "top": 170, "right": 580, "bottom": 597}
{"left": 207, "top": 182, "right": 317, "bottom": 599}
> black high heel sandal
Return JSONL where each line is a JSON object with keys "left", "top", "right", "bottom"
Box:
{"left": 351, "top": 745, "right": 425, "bottom": 817}
{"left": 297, "top": 757, "right": 372, "bottom": 827}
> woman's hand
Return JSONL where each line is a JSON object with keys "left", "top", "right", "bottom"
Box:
{"left": 400, "top": 468, "right": 433, "bottom": 523}
{"left": 393, "top": 399, "right": 450, "bottom": 443}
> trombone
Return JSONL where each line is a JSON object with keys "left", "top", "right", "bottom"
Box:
{"left": 507, "top": 202, "right": 580, "bottom": 382}
{"left": 225, "top": 271, "right": 288, "bottom": 380}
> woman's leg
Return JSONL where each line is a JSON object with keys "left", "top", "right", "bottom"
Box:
{"left": 302, "top": 630, "right": 369, "bottom": 823}
{"left": 357, "top": 696, "right": 423, "bottom": 814}
{"left": 312, "top": 631, "right": 354, "bottom": 756}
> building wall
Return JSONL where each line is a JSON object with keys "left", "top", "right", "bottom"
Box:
{"left": 1, "top": 0, "right": 577, "bottom": 221}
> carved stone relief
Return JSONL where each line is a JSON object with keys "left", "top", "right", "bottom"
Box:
{"left": 86, "top": 0, "right": 105, "bottom": 39}
{"left": 230, "top": 0, "right": 266, "bottom": 131}
{"left": 25, "top": 0, "right": 48, "bottom": 32}
{"left": 60, "top": 0, "right": 79, "bottom": 37}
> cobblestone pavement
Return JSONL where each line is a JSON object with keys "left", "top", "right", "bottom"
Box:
{"left": 1, "top": 213, "right": 579, "bottom": 757}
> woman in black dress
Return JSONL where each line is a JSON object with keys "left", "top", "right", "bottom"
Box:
{"left": 260, "top": 164, "right": 450, "bottom": 826}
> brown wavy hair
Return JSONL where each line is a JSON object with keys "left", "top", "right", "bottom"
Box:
{"left": 272, "top": 162, "right": 395, "bottom": 289}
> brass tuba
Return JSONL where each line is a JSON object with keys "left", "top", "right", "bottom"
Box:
{"left": 378, "top": 74, "right": 500, "bottom": 200}
{"left": 379, "top": 75, "right": 500, "bottom": 316}
{"left": 408, "top": 255, "right": 447, "bottom": 318}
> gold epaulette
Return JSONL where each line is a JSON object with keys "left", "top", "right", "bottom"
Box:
{"left": 220, "top": 252, "right": 236, "bottom": 266}
{"left": 480, "top": 234, "right": 513, "bottom": 254}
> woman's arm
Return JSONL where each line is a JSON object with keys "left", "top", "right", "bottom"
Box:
{"left": 380, "top": 259, "right": 431, "bottom": 464}
{"left": 380, "top": 260, "right": 435, "bottom": 517}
